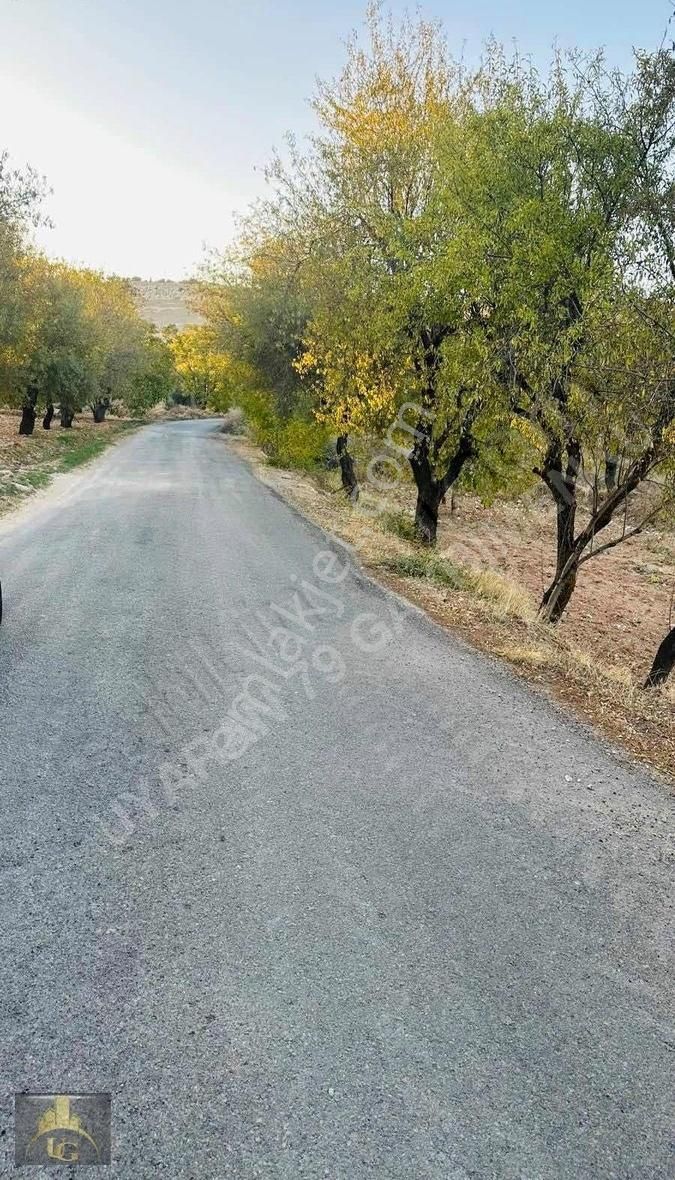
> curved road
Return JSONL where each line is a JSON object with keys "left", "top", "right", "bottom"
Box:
{"left": 0, "top": 420, "right": 672, "bottom": 1178}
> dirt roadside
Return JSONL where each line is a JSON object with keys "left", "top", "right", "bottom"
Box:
{"left": 0, "top": 411, "right": 139, "bottom": 518}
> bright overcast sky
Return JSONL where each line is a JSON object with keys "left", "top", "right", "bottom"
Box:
{"left": 0, "top": 0, "right": 671, "bottom": 278}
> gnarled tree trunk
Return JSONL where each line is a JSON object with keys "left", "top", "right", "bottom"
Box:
{"left": 539, "top": 441, "right": 581, "bottom": 623}
{"left": 336, "top": 434, "right": 359, "bottom": 502}
{"left": 92, "top": 396, "right": 110, "bottom": 423}
{"left": 42, "top": 403, "right": 54, "bottom": 430}
{"left": 404, "top": 325, "right": 478, "bottom": 545}
{"left": 409, "top": 416, "right": 475, "bottom": 546}
{"left": 645, "top": 627, "right": 675, "bottom": 687}
{"left": 19, "top": 405, "right": 36, "bottom": 435}
{"left": 19, "top": 386, "right": 39, "bottom": 436}
{"left": 60, "top": 406, "right": 75, "bottom": 429}
{"left": 539, "top": 495, "right": 579, "bottom": 622}
{"left": 410, "top": 435, "right": 444, "bottom": 545}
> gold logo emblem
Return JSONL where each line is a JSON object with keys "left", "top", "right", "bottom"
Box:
{"left": 15, "top": 1093, "right": 110, "bottom": 1166}
{"left": 28, "top": 1096, "right": 100, "bottom": 1164}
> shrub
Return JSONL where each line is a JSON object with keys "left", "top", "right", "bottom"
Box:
{"left": 237, "top": 390, "right": 278, "bottom": 449}
{"left": 238, "top": 389, "right": 330, "bottom": 471}
{"left": 378, "top": 510, "right": 418, "bottom": 542}
{"left": 270, "top": 416, "right": 331, "bottom": 471}
{"left": 220, "top": 406, "right": 246, "bottom": 435}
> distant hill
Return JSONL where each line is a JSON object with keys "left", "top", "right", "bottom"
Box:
{"left": 131, "top": 279, "right": 205, "bottom": 329}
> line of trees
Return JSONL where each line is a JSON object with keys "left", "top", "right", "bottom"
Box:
{"left": 0, "top": 147, "right": 236, "bottom": 423}
{"left": 0, "top": 153, "right": 180, "bottom": 428}
{"left": 197, "top": 7, "right": 675, "bottom": 684}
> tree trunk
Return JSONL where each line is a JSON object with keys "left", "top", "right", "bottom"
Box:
{"left": 409, "top": 416, "right": 476, "bottom": 546}
{"left": 539, "top": 442, "right": 581, "bottom": 623}
{"left": 540, "top": 494, "right": 578, "bottom": 622}
{"left": 540, "top": 563, "right": 579, "bottom": 623}
{"left": 405, "top": 322, "right": 478, "bottom": 545}
{"left": 409, "top": 426, "right": 443, "bottom": 545}
{"left": 336, "top": 434, "right": 359, "bottom": 502}
{"left": 19, "top": 385, "right": 38, "bottom": 436}
{"left": 604, "top": 453, "right": 618, "bottom": 493}
{"left": 92, "top": 397, "right": 110, "bottom": 423}
{"left": 414, "top": 487, "right": 443, "bottom": 544}
{"left": 645, "top": 627, "right": 675, "bottom": 687}
{"left": 539, "top": 433, "right": 664, "bottom": 625}
{"left": 42, "top": 403, "right": 54, "bottom": 430}
{"left": 60, "top": 406, "right": 75, "bottom": 428}
{"left": 19, "top": 405, "right": 36, "bottom": 435}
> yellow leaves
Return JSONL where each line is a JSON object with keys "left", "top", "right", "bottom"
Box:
{"left": 313, "top": 4, "right": 451, "bottom": 168}
{"left": 510, "top": 414, "right": 544, "bottom": 451}
{"left": 167, "top": 325, "right": 238, "bottom": 409}
{"left": 328, "top": 92, "right": 433, "bottom": 157}
{"left": 293, "top": 350, "right": 318, "bottom": 377}
{"left": 301, "top": 336, "right": 397, "bottom": 431}
{"left": 248, "top": 243, "right": 288, "bottom": 281}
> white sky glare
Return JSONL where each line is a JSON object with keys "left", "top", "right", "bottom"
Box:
{"left": 0, "top": 0, "right": 670, "bottom": 279}
{"left": 0, "top": 70, "right": 237, "bottom": 278}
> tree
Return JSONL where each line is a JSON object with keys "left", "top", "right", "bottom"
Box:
{"left": 272, "top": 8, "right": 518, "bottom": 540}
{"left": 0, "top": 152, "right": 48, "bottom": 400}
{"left": 0, "top": 151, "right": 171, "bottom": 430}
{"left": 127, "top": 331, "right": 175, "bottom": 416}
{"left": 75, "top": 270, "right": 152, "bottom": 419}
{"left": 18, "top": 380, "right": 38, "bottom": 435}
{"left": 429, "top": 45, "right": 675, "bottom": 618}
{"left": 199, "top": 240, "right": 330, "bottom": 467}
{"left": 529, "top": 50, "right": 675, "bottom": 622}
{"left": 12, "top": 261, "right": 170, "bottom": 427}
{"left": 289, "top": 7, "right": 478, "bottom": 540}
{"left": 200, "top": 232, "right": 309, "bottom": 420}
{"left": 200, "top": 9, "right": 675, "bottom": 607}
{"left": 167, "top": 324, "right": 236, "bottom": 410}
{"left": 18, "top": 259, "right": 96, "bottom": 427}
{"left": 645, "top": 626, "right": 675, "bottom": 687}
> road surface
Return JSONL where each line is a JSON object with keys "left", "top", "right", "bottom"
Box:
{"left": 0, "top": 419, "right": 672, "bottom": 1178}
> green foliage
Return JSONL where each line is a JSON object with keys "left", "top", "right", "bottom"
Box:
{"left": 270, "top": 416, "right": 332, "bottom": 471}
{"left": 239, "top": 387, "right": 330, "bottom": 469}
{"left": 166, "top": 324, "right": 237, "bottom": 411}
{"left": 199, "top": 232, "right": 310, "bottom": 422}
{"left": 0, "top": 153, "right": 48, "bottom": 398}
{"left": 237, "top": 389, "right": 279, "bottom": 445}
{"left": 378, "top": 510, "right": 418, "bottom": 542}
{"left": 22, "top": 470, "right": 50, "bottom": 489}
{"left": 193, "top": 8, "right": 675, "bottom": 617}
{"left": 128, "top": 333, "right": 175, "bottom": 415}
{"left": 380, "top": 551, "right": 470, "bottom": 589}
{"left": 56, "top": 432, "right": 131, "bottom": 471}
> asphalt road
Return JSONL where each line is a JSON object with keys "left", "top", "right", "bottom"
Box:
{"left": 0, "top": 419, "right": 672, "bottom": 1179}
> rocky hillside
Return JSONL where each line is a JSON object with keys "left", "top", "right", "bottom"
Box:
{"left": 131, "top": 279, "right": 204, "bottom": 329}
